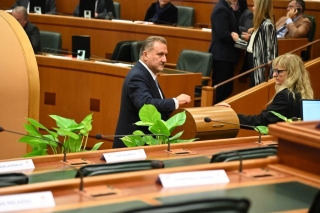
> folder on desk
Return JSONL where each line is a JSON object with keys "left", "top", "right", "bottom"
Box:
{"left": 72, "top": 35, "right": 91, "bottom": 59}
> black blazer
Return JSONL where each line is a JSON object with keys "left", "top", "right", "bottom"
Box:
{"left": 11, "top": 0, "right": 56, "bottom": 14}
{"left": 24, "top": 21, "right": 41, "bottom": 53}
{"left": 113, "top": 61, "right": 175, "bottom": 148}
{"left": 74, "top": 0, "right": 115, "bottom": 19}
{"left": 238, "top": 88, "right": 301, "bottom": 127}
{"left": 209, "top": 0, "right": 239, "bottom": 63}
{"left": 144, "top": 2, "right": 178, "bottom": 25}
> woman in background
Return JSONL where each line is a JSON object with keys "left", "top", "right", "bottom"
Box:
{"left": 144, "top": 0, "right": 178, "bottom": 25}
{"left": 218, "top": 54, "right": 313, "bottom": 127}
{"left": 232, "top": 0, "right": 278, "bottom": 87}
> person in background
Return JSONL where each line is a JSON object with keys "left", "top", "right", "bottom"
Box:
{"left": 11, "top": 0, "right": 56, "bottom": 14}
{"left": 144, "top": 0, "right": 178, "bottom": 25}
{"left": 12, "top": 6, "right": 41, "bottom": 53}
{"left": 231, "top": 0, "right": 278, "bottom": 87}
{"left": 217, "top": 53, "right": 313, "bottom": 127}
{"left": 235, "top": 0, "right": 253, "bottom": 33}
{"left": 74, "top": 0, "right": 115, "bottom": 19}
{"left": 113, "top": 36, "right": 191, "bottom": 148}
{"left": 209, "top": 0, "right": 240, "bottom": 104}
{"left": 276, "top": 0, "right": 311, "bottom": 38}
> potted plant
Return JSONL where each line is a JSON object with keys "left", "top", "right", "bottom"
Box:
{"left": 120, "top": 104, "right": 197, "bottom": 147}
{"left": 19, "top": 113, "right": 103, "bottom": 157}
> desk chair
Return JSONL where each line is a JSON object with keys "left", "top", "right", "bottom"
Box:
{"left": 0, "top": 173, "right": 28, "bottom": 188}
{"left": 301, "top": 15, "right": 316, "bottom": 61}
{"left": 110, "top": 40, "right": 134, "bottom": 62}
{"left": 131, "top": 41, "right": 143, "bottom": 62}
{"left": 176, "top": 6, "right": 195, "bottom": 27}
{"left": 75, "top": 160, "right": 164, "bottom": 177}
{"left": 210, "top": 146, "right": 277, "bottom": 163}
{"left": 122, "top": 198, "right": 250, "bottom": 213}
{"left": 176, "top": 49, "right": 213, "bottom": 102}
{"left": 113, "top": 1, "right": 120, "bottom": 19}
{"left": 309, "top": 190, "right": 320, "bottom": 213}
{"left": 40, "top": 30, "right": 62, "bottom": 54}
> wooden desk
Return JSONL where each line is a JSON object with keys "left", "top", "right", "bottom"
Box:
{"left": 1, "top": 122, "right": 319, "bottom": 212}
{"left": 0, "top": 135, "right": 275, "bottom": 184}
{"left": 36, "top": 55, "right": 202, "bottom": 149}
{"left": 28, "top": 14, "right": 308, "bottom": 64}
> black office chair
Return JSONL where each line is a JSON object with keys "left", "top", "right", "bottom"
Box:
{"left": 131, "top": 41, "right": 143, "bottom": 62}
{"left": 0, "top": 173, "right": 29, "bottom": 188}
{"left": 176, "top": 49, "right": 213, "bottom": 101}
{"left": 121, "top": 198, "right": 250, "bottom": 213}
{"left": 40, "top": 30, "right": 62, "bottom": 53}
{"left": 110, "top": 40, "right": 134, "bottom": 62}
{"left": 75, "top": 160, "right": 164, "bottom": 177}
{"left": 301, "top": 15, "right": 316, "bottom": 61}
{"left": 309, "top": 190, "right": 320, "bottom": 213}
{"left": 210, "top": 146, "right": 277, "bottom": 163}
{"left": 176, "top": 6, "right": 195, "bottom": 27}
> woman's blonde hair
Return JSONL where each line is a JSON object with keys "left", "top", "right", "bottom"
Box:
{"left": 272, "top": 53, "right": 314, "bottom": 100}
{"left": 252, "top": 0, "right": 274, "bottom": 30}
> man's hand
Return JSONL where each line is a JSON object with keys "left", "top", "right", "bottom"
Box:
{"left": 176, "top": 94, "right": 191, "bottom": 105}
{"left": 286, "top": 8, "right": 297, "bottom": 20}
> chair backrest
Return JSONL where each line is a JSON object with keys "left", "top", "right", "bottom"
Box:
{"left": 176, "top": 6, "right": 195, "bottom": 27}
{"left": 110, "top": 40, "right": 134, "bottom": 62}
{"left": 131, "top": 41, "right": 143, "bottom": 62}
{"left": 75, "top": 160, "right": 164, "bottom": 177}
{"left": 122, "top": 198, "right": 250, "bottom": 213}
{"left": 309, "top": 190, "right": 320, "bottom": 213}
{"left": 176, "top": 49, "right": 213, "bottom": 97}
{"left": 40, "top": 30, "right": 62, "bottom": 53}
{"left": 210, "top": 146, "right": 277, "bottom": 163}
{"left": 301, "top": 15, "right": 316, "bottom": 61}
{"left": 113, "top": 1, "right": 121, "bottom": 19}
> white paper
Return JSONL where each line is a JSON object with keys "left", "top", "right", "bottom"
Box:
{"left": 0, "top": 191, "right": 55, "bottom": 212}
{"left": 103, "top": 149, "right": 147, "bottom": 163}
{"left": 159, "top": 170, "right": 230, "bottom": 188}
{"left": 0, "top": 159, "right": 34, "bottom": 173}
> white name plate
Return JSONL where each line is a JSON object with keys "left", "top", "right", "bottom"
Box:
{"left": 0, "top": 159, "right": 34, "bottom": 173}
{"left": 0, "top": 191, "right": 55, "bottom": 212}
{"left": 159, "top": 170, "right": 230, "bottom": 188}
{"left": 103, "top": 149, "right": 147, "bottom": 163}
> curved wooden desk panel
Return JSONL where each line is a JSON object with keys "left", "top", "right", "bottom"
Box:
{"left": 0, "top": 11, "right": 40, "bottom": 159}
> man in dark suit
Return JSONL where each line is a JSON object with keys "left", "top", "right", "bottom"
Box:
{"left": 144, "top": 0, "right": 178, "bottom": 25}
{"left": 209, "top": 0, "right": 240, "bottom": 104}
{"left": 73, "top": 0, "right": 116, "bottom": 19}
{"left": 113, "top": 36, "right": 191, "bottom": 148}
{"left": 276, "top": 0, "right": 311, "bottom": 38}
{"left": 11, "top": 0, "right": 56, "bottom": 14}
{"left": 12, "top": 6, "right": 41, "bottom": 53}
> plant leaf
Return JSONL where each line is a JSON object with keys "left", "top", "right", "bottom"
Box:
{"left": 254, "top": 126, "right": 269, "bottom": 135}
{"left": 50, "top": 115, "right": 80, "bottom": 129}
{"left": 23, "top": 124, "right": 42, "bottom": 136}
{"left": 27, "top": 118, "right": 50, "bottom": 132}
{"left": 170, "top": 131, "right": 184, "bottom": 140}
{"left": 18, "top": 135, "right": 56, "bottom": 147}
{"left": 134, "top": 121, "right": 154, "bottom": 126}
{"left": 138, "top": 104, "right": 161, "bottom": 124}
{"left": 149, "top": 120, "right": 170, "bottom": 136}
{"left": 23, "top": 149, "right": 48, "bottom": 157}
{"left": 90, "top": 142, "right": 104, "bottom": 151}
{"left": 270, "top": 111, "right": 288, "bottom": 121}
{"left": 166, "top": 111, "right": 186, "bottom": 131}
{"left": 53, "top": 128, "right": 79, "bottom": 139}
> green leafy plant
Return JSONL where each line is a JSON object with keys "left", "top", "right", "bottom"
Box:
{"left": 19, "top": 113, "right": 103, "bottom": 157}
{"left": 120, "top": 104, "right": 197, "bottom": 147}
{"left": 254, "top": 111, "right": 300, "bottom": 135}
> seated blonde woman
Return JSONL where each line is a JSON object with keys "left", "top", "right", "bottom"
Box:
{"left": 218, "top": 53, "right": 313, "bottom": 127}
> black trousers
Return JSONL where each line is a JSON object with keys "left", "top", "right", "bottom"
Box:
{"left": 212, "top": 60, "right": 235, "bottom": 104}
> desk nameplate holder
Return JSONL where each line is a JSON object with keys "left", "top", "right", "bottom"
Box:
{"left": 76, "top": 185, "right": 126, "bottom": 199}
{"left": 256, "top": 141, "right": 278, "bottom": 147}
{"left": 238, "top": 168, "right": 285, "bottom": 180}
{"left": 165, "top": 148, "right": 197, "bottom": 156}
{"left": 62, "top": 159, "right": 90, "bottom": 166}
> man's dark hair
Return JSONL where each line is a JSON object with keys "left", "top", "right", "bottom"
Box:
{"left": 292, "top": 0, "right": 305, "bottom": 13}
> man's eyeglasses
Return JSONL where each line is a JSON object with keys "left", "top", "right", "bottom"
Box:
{"left": 272, "top": 69, "right": 287, "bottom": 76}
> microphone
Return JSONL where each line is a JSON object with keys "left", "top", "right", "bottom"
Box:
{"left": 66, "top": 164, "right": 84, "bottom": 191}
{"left": 95, "top": 133, "right": 171, "bottom": 151}
{"left": 203, "top": 117, "right": 262, "bottom": 144}
{"left": 0, "top": 126, "right": 67, "bottom": 162}
{"left": 148, "top": 19, "right": 177, "bottom": 26}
